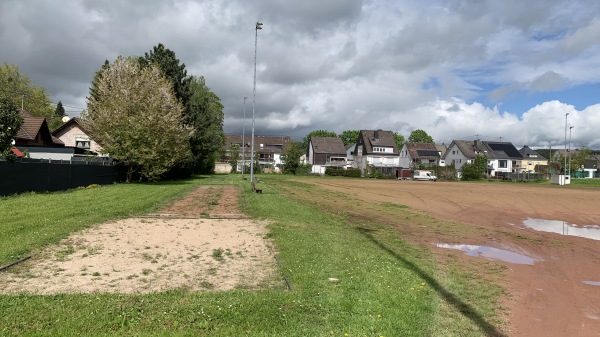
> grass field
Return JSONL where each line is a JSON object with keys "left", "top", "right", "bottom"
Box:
{"left": 0, "top": 175, "right": 506, "bottom": 336}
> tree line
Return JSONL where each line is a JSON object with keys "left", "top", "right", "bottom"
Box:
{"left": 0, "top": 45, "right": 225, "bottom": 182}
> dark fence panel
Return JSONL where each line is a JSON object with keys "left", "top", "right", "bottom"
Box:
{"left": 0, "top": 160, "right": 128, "bottom": 196}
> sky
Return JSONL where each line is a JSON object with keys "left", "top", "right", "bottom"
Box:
{"left": 1, "top": 0, "right": 600, "bottom": 149}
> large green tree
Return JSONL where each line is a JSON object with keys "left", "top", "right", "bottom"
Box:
{"left": 186, "top": 76, "right": 225, "bottom": 173}
{"left": 281, "top": 141, "right": 306, "bottom": 174}
{"left": 408, "top": 129, "right": 434, "bottom": 144}
{"left": 0, "top": 63, "right": 54, "bottom": 117}
{"left": 392, "top": 132, "right": 405, "bottom": 149}
{"left": 0, "top": 97, "right": 23, "bottom": 156}
{"left": 461, "top": 154, "right": 487, "bottom": 180}
{"left": 302, "top": 130, "right": 337, "bottom": 150}
{"left": 339, "top": 130, "right": 359, "bottom": 146}
{"left": 54, "top": 101, "right": 66, "bottom": 117}
{"left": 138, "top": 43, "right": 190, "bottom": 108}
{"left": 83, "top": 56, "right": 192, "bottom": 182}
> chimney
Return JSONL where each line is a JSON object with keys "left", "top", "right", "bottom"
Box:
{"left": 374, "top": 130, "right": 380, "bottom": 139}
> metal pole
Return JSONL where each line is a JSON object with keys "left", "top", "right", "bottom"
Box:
{"left": 569, "top": 126, "right": 573, "bottom": 176}
{"left": 242, "top": 96, "right": 247, "bottom": 179}
{"left": 564, "top": 113, "right": 568, "bottom": 175}
{"left": 250, "top": 22, "right": 262, "bottom": 187}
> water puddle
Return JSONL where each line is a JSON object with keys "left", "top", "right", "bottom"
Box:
{"left": 582, "top": 281, "right": 600, "bottom": 286}
{"left": 435, "top": 243, "right": 536, "bottom": 265}
{"left": 520, "top": 218, "right": 600, "bottom": 241}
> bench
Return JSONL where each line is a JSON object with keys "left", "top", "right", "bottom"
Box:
{"left": 251, "top": 181, "right": 262, "bottom": 193}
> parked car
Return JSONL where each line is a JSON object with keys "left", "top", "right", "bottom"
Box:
{"left": 413, "top": 170, "right": 437, "bottom": 181}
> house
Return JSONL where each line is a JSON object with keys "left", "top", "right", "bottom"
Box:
{"left": 583, "top": 155, "right": 600, "bottom": 178}
{"left": 345, "top": 143, "right": 355, "bottom": 168}
{"left": 12, "top": 109, "right": 79, "bottom": 160}
{"left": 224, "top": 134, "right": 291, "bottom": 172}
{"left": 14, "top": 110, "right": 64, "bottom": 148}
{"left": 353, "top": 130, "right": 399, "bottom": 176}
{"left": 307, "top": 136, "right": 347, "bottom": 174}
{"left": 52, "top": 118, "right": 103, "bottom": 154}
{"left": 517, "top": 146, "right": 548, "bottom": 173}
{"left": 398, "top": 143, "right": 442, "bottom": 168}
{"left": 442, "top": 140, "right": 523, "bottom": 177}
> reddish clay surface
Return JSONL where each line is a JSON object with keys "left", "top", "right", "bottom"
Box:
{"left": 306, "top": 179, "right": 600, "bottom": 337}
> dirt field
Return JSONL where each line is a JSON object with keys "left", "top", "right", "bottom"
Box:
{"left": 305, "top": 178, "right": 600, "bottom": 337}
{"left": 0, "top": 185, "right": 277, "bottom": 294}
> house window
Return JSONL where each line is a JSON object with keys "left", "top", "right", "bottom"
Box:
{"left": 373, "top": 147, "right": 386, "bottom": 152}
{"left": 499, "top": 160, "right": 507, "bottom": 168}
{"left": 75, "top": 136, "right": 90, "bottom": 149}
{"left": 452, "top": 150, "right": 456, "bottom": 155}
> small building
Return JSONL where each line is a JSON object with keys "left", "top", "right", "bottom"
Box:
{"left": 399, "top": 143, "right": 442, "bottom": 168}
{"left": 443, "top": 140, "right": 523, "bottom": 177}
{"left": 224, "top": 134, "right": 291, "bottom": 172}
{"left": 353, "top": 129, "right": 399, "bottom": 176}
{"left": 517, "top": 146, "right": 548, "bottom": 173}
{"left": 52, "top": 117, "right": 103, "bottom": 154}
{"left": 307, "top": 136, "right": 347, "bottom": 174}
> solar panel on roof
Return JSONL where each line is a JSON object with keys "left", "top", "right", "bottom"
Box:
{"left": 486, "top": 143, "right": 522, "bottom": 158}
{"left": 416, "top": 150, "right": 440, "bottom": 157}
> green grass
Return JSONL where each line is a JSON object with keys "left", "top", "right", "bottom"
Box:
{"left": 0, "top": 174, "right": 505, "bottom": 336}
{"left": 0, "top": 178, "right": 205, "bottom": 266}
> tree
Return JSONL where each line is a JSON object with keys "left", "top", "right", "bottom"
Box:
{"left": 408, "top": 129, "right": 434, "bottom": 144}
{"left": 281, "top": 141, "right": 306, "bottom": 174}
{"left": 83, "top": 56, "right": 192, "bottom": 182}
{"left": 54, "top": 101, "right": 66, "bottom": 117}
{"left": 229, "top": 143, "right": 240, "bottom": 173}
{"left": 302, "top": 130, "right": 337, "bottom": 150}
{"left": 461, "top": 154, "right": 487, "bottom": 180}
{"left": 186, "top": 76, "right": 225, "bottom": 173}
{"left": 392, "top": 132, "right": 405, "bottom": 149}
{"left": 570, "top": 147, "right": 593, "bottom": 173}
{"left": 0, "top": 63, "right": 54, "bottom": 117}
{"left": 138, "top": 43, "right": 190, "bottom": 107}
{"left": 0, "top": 97, "right": 23, "bottom": 156}
{"left": 339, "top": 130, "right": 359, "bottom": 146}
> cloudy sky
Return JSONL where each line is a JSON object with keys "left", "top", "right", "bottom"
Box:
{"left": 2, "top": 0, "right": 600, "bottom": 149}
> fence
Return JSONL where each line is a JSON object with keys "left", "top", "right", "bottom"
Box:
{"left": 0, "top": 158, "right": 128, "bottom": 196}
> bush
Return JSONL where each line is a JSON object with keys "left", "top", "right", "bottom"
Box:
{"left": 325, "top": 167, "right": 361, "bottom": 178}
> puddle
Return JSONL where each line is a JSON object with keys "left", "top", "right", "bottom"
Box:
{"left": 435, "top": 243, "right": 536, "bottom": 265}
{"left": 583, "top": 281, "right": 600, "bottom": 286}
{"left": 520, "top": 218, "right": 600, "bottom": 241}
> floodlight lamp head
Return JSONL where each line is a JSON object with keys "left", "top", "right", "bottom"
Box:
{"left": 256, "top": 22, "right": 263, "bottom": 29}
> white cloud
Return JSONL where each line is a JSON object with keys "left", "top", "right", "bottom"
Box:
{"left": 1, "top": 0, "right": 600, "bottom": 149}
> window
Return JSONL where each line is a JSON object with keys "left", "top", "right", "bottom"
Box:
{"left": 452, "top": 150, "right": 456, "bottom": 155}
{"left": 499, "top": 160, "right": 507, "bottom": 168}
{"left": 75, "top": 136, "right": 90, "bottom": 149}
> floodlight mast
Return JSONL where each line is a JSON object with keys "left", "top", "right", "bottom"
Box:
{"left": 242, "top": 97, "right": 247, "bottom": 179}
{"left": 250, "top": 22, "right": 262, "bottom": 188}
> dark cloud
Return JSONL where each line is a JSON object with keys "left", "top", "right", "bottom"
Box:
{"left": 0, "top": 0, "right": 599, "bottom": 148}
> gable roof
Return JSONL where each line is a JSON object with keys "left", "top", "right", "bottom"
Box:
{"left": 15, "top": 109, "right": 64, "bottom": 146}
{"left": 52, "top": 117, "right": 89, "bottom": 137}
{"left": 310, "top": 136, "right": 346, "bottom": 154}
{"left": 444, "top": 140, "right": 523, "bottom": 160}
{"left": 519, "top": 146, "right": 547, "bottom": 160}
{"left": 404, "top": 143, "right": 440, "bottom": 159}
{"left": 485, "top": 141, "right": 522, "bottom": 159}
{"left": 225, "top": 134, "right": 291, "bottom": 153}
{"left": 358, "top": 130, "right": 398, "bottom": 154}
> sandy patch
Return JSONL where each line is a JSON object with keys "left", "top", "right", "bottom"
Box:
{"left": 0, "top": 185, "right": 278, "bottom": 294}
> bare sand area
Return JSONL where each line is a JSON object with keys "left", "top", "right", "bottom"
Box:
{"left": 0, "top": 185, "right": 277, "bottom": 294}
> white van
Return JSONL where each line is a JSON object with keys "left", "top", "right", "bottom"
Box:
{"left": 413, "top": 170, "right": 437, "bottom": 181}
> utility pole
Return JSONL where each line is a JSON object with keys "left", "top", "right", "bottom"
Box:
{"left": 242, "top": 96, "right": 247, "bottom": 180}
{"left": 250, "top": 21, "right": 263, "bottom": 188}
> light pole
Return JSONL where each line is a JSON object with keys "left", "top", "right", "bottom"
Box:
{"left": 568, "top": 126, "right": 574, "bottom": 176}
{"left": 242, "top": 96, "right": 247, "bottom": 180}
{"left": 250, "top": 21, "right": 262, "bottom": 187}
{"left": 564, "top": 113, "right": 568, "bottom": 175}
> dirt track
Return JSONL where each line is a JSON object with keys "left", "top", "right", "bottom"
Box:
{"left": 305, "top": 178, "right": 600, "bottom": 337}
